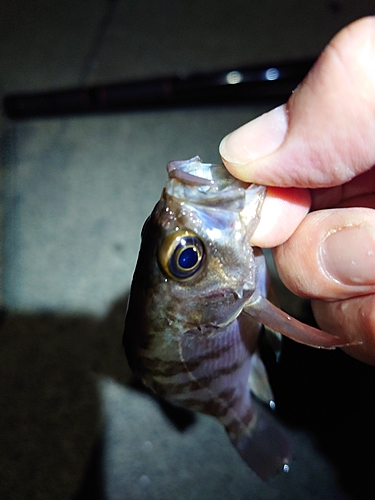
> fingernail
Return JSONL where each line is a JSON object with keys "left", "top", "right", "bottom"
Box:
{"left": 219, "top": 104, "right": 288, "bottom": 165}
{"left": 321, "top": 224, "right": 375, "bottom": 286}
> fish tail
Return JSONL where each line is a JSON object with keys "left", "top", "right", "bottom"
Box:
{"left": 229, "top": 401, "right": 292, "bottom": 481}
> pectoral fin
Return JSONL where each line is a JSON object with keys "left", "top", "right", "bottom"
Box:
{"left": 248, "top": 351, "right": 275, "bottom": 408}
{"left": 244, "top": 295, "right": 353, "bottom": 349}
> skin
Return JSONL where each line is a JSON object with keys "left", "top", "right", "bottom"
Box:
{"left": 219, "top": 16, "right": 375, "bottom": 365}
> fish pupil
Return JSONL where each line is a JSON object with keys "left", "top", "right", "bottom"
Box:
{"left": 170, "top": 236, "right": 205, "bottom": 279}
{"left": 178, "top": 246, "right": 198, "bottom": 269}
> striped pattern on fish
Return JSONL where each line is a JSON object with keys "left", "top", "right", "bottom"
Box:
{"left": 141, "top": 317, "right": 255, "bottom": 436}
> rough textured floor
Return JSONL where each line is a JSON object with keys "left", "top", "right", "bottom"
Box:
{"left": 1, "top": 1, "right": 375, "bottom": 499}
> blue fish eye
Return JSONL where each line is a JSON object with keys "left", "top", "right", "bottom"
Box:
{"left": 178, "top": 245, "right": 199, "bottom": 270}
{"left": 158, "top": 230, "right": 205, "bottom": 281}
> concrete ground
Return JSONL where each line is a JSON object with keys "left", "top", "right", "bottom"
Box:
{"left": 1, "top": 1, "right": 375, "bottom": 499}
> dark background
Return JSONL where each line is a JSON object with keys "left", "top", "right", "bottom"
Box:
{"left": 1, "top": 1, "right": 375, "bottom": 499}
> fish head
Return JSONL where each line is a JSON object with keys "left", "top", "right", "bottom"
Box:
{"left": 137, "top": 157, "right": 265, "bottom": 323}
{"left": 124, "top": 157, "right": 266, "bottom": 374}
{"left": 153, "top": 183, "right": 265, "bottom": 327}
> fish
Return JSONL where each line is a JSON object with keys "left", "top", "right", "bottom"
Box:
{"left": 123, "top": 156, "right": 348, "bottom": 480}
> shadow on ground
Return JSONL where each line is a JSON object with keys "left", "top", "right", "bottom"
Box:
{"left": 0, "top": 295, "right": 131, "bottom": 500}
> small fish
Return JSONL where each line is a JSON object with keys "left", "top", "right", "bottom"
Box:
{"left": 123, "top": 157, "right": 347, "bottom": 480}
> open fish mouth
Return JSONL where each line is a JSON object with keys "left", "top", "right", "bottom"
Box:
{"left": 168, "top": 156, "right": 228, "bottom": 185}
{"left": 166, "top": 156, "right": 247, "bottom": 196}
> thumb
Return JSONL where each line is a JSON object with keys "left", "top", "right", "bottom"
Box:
{"left": 220, "top": 16, "right": 375, "bottom": 188}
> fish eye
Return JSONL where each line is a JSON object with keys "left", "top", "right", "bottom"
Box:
{"left": 158, "top": 230, "right": 205, "bottom": 280}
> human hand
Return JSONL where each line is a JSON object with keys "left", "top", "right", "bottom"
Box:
{"left": 219, "top": 17, "right": 375, "bottom": 364}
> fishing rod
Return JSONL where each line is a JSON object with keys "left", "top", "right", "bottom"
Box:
{"left": 3, "top": 59, "right": 315, "bottom": 119}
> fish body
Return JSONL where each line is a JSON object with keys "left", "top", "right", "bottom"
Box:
{"left": 124, "top": 157, "right": 346, "bottom": 479}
